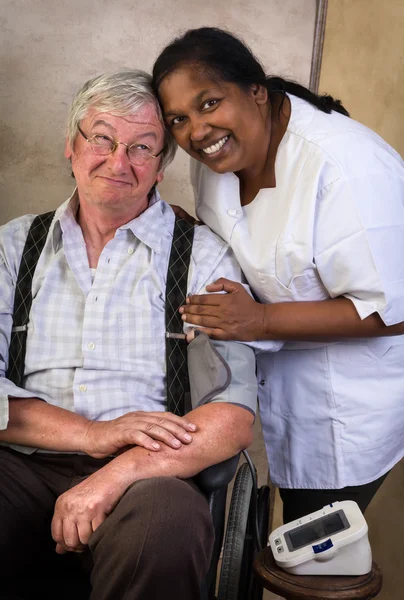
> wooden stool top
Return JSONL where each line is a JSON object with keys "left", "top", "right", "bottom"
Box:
{"left": 253, "top": 546, "right": 383, "bottom": 600}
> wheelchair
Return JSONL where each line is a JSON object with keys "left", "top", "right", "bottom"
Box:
{"left": 199, "top": 449, "right": 271, "bottom": 600}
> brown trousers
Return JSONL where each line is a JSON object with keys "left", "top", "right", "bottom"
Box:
{"left": 0, "top": 447, "right": 214, "bottom": 600}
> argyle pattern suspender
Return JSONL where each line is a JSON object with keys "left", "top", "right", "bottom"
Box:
{"left": 165, "top": 217, "right": 195, "bottom": 416}
{"left": 6, "top": 211, "right": 195, "bottom": 419}
{"left": 6, "top": 211, "right": 55, "bottom": 387}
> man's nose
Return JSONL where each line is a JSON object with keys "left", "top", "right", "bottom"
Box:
{"left": 107, "top": 142, "right": 130, "bottom": 171}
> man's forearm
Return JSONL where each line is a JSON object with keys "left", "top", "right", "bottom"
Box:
{"left": 50, "top": 402, "right": 254, "bottom": 553}
{"left": 100, "top": 403, "right": 254, "bottom": 490}
{"left": 0, "top": 397, "right": 91, "bottom": 451}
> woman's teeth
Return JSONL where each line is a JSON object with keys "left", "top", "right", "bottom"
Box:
{"left": 202, "top": 136, "right": 229, "bottom": 155}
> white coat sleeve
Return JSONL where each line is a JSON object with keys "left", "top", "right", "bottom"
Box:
{"left": 314, "top": 160, "right": 404, "bottom": 325}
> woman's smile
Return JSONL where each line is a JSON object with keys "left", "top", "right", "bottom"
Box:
{"left": 199, "top": 135, "right": 230, "bottom": 156}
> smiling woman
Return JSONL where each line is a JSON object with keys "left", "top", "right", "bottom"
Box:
{"left": 159, "top": 68, "right": 272, "bottom": 183}
{"left": 152, "top": 26, "right": 404, "bottom": 523}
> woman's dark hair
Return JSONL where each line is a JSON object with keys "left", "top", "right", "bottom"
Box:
{"left": 153, "top": 27, "right": 349, "bottom": 117}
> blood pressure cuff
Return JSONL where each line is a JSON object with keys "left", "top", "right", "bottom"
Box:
{"left": 187, "top": 331, "right": 257, "bottom": 416}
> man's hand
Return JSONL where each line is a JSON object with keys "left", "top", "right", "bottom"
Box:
{"left": 51, "top": 463, "right": 131, "bottom": 553}
{"left": 82, "top": 411, "right": 197, "bottom": 458}
{"left": 179, "top": 278, "right": 267, "bottom": 341}
{"left": 52, "top": 402, "right": 255, "bottom": 553}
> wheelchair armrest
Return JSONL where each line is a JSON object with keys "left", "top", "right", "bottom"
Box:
{"left": 194, "top": 453, "right": 240, "bottom": 493}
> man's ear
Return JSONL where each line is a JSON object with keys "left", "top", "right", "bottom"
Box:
{"left": 250, "top": 84, "right": 268, "bottom": 105}
{"left": 156, "top": 170, "right": 164, "bottom": 184}
{"left": 64, "top": 137, "right": 73, "bottom": 160}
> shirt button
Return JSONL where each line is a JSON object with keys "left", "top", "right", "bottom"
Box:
{"left": 260, "top": 379, "right": 266, "bottom": 385}
{"left": 127, "top": 247, "right": 134, "bottom": 255}
{"left": 88, "top": 342, "right": 96, "bottom": 350}
{"left": 227, "top": 208, "right": 241, "bottom": 217}
{"left": 79, "top": 384, "right": 87, "bottom": 392}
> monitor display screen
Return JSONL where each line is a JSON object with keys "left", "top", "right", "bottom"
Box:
{"left": 285, "top": 510, "right": 350, "bottom": 551}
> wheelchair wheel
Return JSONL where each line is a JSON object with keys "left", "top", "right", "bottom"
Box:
{"left": 249, "top": 484, "right": 270, "bottom": 600}
{"left": 257, "top": 484, "right": 270, "bottom": 551}
{"left": 217, "top": 462, "right": 253, "bottom": 600}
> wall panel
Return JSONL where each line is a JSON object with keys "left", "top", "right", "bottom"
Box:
{"left": 0, "top": 0, "right": 316, "bottom": 223}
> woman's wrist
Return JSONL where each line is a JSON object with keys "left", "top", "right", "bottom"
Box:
{"left": 260, "top": 303, "right": 281, "bottom": 340}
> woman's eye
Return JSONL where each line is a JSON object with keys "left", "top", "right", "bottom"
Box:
{"left": 202, "top": 99, "right": 219, "bottom": 110}
{"left": 171, "top": 116, "right": 186, "bottom": 126}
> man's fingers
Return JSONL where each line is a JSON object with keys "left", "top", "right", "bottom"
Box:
{"left": 151, "top": 412, "right": 197, "bottom": 432}
{"left": 53, "top": 517, "right": 86, "bottom": 553}
{"left": 77, "top": 520, "right": 94, "bottom": 546}
{"left": 51, "top": 516, "right": 63, "bottom": 545}
{"left": 126, "top": 426, "right": 192, "bottom": 450}
{"left": 55, "top": 542, "right": 67, "bottom": 554}
{"left": 86, "top": 411, "right": 198, "bottom": 457}
{"left": 133, "top": 412, "right": 197, "bottom": 432}
{"left": 147, "top": 419, "right": 194, "bottom": 444}
{"left": 62, "top": 519, "right": 81, "bottom": 551}
{"left": 92, "top": 514, "right": 106, "bottom": 532}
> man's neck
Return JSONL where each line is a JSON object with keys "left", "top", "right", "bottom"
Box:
{"left": 76, "top": 198, "right": 148, "bottom": 268}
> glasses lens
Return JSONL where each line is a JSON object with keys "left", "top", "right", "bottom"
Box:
{"left": 90, "top": 135, "right": 114, "bottom": 155}
{"left": 128, "top": 145, "right": 153, "bottom": 166}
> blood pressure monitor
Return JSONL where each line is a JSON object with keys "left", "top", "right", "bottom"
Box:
{"left": 268, "top": 501, "right": 372, "bottom": 575}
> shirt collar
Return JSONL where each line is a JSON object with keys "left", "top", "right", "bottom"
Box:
{"left": 286, "top": 93, "right": 316, "bottom": 137}
{"left": 116, "top": 188, "right": 168, "bottom": 252}
{"left": 51, "top": 189, "right": 79, "bottom": 253}
{"left": 51, "top": 187, "right": 167, "bottom": 254}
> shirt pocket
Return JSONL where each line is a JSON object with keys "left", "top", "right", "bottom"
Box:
{"left": 257, "top": 270, "right": 329, "bottom": 303}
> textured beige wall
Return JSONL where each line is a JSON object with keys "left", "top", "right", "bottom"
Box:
{"left": 320, "top": 3, "right": 404, "bottom": 598}
{"left": 319, "top": 0, "right": 404, "bottom": 156}
{"left": 0, "top": 0, "right": 316, "bottom": 224}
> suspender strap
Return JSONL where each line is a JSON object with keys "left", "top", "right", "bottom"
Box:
{"left": 6, "top": 211, "right": 55, "bottom": 387}
{"left": 165, "top": 217, "right": 195, "bottom": 416}
{"left": 6, "top": 210, "right": 193, "bottom": 414}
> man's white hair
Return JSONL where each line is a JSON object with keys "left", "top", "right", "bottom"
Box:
{"left": 66, "top": 69, "right": 177, "bottom": 171}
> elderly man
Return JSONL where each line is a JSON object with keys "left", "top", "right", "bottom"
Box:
{"left": 0, "top": 70, "right": 265, "bottom": 600}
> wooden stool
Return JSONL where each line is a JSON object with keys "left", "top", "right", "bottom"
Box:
{"left": 253, "top": 546, "right": 383, "bottom": 599}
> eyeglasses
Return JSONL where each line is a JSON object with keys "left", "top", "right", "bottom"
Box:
{"left": 77, "top": 126, "right": 164, "bottom": 167}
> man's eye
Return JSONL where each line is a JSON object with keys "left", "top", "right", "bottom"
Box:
{"left": 133, "top": 144, "right": 150, "bottom": 151}
{"left": 93, "top": 135, "right": 113, "bottom": 145}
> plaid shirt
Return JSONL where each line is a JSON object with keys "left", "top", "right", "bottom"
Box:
{"left": 0, "top": 190, "right": 244, "bottom": 429}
